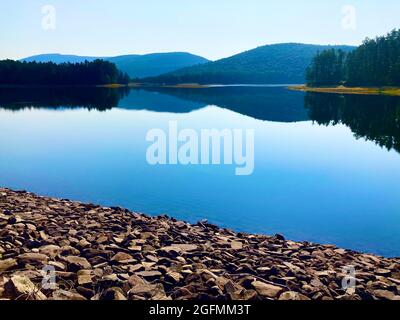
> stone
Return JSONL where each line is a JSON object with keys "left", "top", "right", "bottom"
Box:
{"left": 0, "top": 258, "right": 17, "bottom": 272}
{"left": 4, "top": 275, "right": 46, "bottom": 300}
{"left": 165, "top": 271, "right": 183, "bottom": 284}
{"left": 39, "top": 245, "right": 61, "bottom": 259}
{"left": 52, "top": 289, "right": 87, "bottom": 300}
{"left": 374, "top": 290, "right": 396, "bottom": 300}
{"left": 18, "top": 253, "right": 48, "bottom": 264}
{"left": 111, "top": 252, "right": 134, "bottom": 263}
{"left": 231, "top": 241, "right": 243, "bottom": 250}
{"left": 63, "top": 256, "right": 91, "bottom": 271}
{"left": 102, "top": 287, "right": 127, "bottom": 300}
{"left": 77, "top": 270, "right": 93, "bottom": 286}
{"left": 279, "top": 291, "right": 311, "bottom": 300}
{"left": 171, "top": 244, "right": 198, "bottom": 252}
{"left": 136, "top": 271, "right": 162, "bottom": 280}
{"left": 251, "top": 281, "right": 283, "bottom": 298}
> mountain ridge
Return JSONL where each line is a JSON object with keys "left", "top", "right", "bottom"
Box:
{"left": 20, "top": 52, "right": 210, "bottom": 79}
{"left": 145, "top": 43, "right": 356, "bottom": 84}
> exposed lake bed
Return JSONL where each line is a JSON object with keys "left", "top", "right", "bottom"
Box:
{"left": 1, "top": 187, "right": 400, "bottom": 301}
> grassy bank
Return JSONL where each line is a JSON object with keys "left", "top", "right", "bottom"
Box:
{"left": 288, "top": 85, "right": 400, "bottom": 96}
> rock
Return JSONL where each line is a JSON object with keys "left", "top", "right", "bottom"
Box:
{"left": 77, "top": 270, "right": 93, "bottom": 286}
{"left": 231, "top": 241, "right": 243, "bottom": 250}
{"left": 52, "top": 289, "right": 87, "bottom": 300}
{"left": 376, "top": 269, "right": 391, "bottom": 276}
{"left": 374, "top": 290, "right": 397, "bottom": 300}
{"left": 63, "top": 256, "right": 91, "bottom": 271}
{"left": 17, "top": 253, "right": 48, "bottom": 264}
{"left": 279, "top": 291, "right": 311, "bottom": 300}
{"left": 0, "top": 258, "right": 17, "bottom": 272}
{"left": 48, "top": 261, "right": 66, "bottom": 271}
{"left": 4, "top": 275, "right": 46, "bottom": 300}
{"left": 251, "top": 281, "right": 284, "bottom": 298}
{"left": 102, "top": 287, "right": 127, "bottom": 300}
{"left": 111, "top": 252, "right": 134, "bottom": 263}
{"left": 135, "top": 271, "right": 162, "bottom": 280}
{"left": 39, "top": 245, "right": 61, "bottom": 259}
{"left": 275, "top": 234, "right": 285, "bottom": 241}
{"left": 171, "top": 244, "right": 198, "bottom": 252}
{"left": 165, "top": 271, "right": 183, "bottom": 284}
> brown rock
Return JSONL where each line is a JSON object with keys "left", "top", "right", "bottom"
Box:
{"left": 279, "top": 291, "right": 311, "bottom": 300}
{"left": 251, "top": 281, "right": 283, "bottom": 298}
{"left": 165, "top": 271, "right": 183, "bottom": 284}
{"left": 52, "top": 289, "right": 87, "bottom": 300}
{"left": 102, "top": 287, "right": 127, "bottom": 300}
{"left": 39, "top": 245, "right": 61, "bottom": 259}
{"left": 111, "top": 252, "right": 134, "bottom": 263}
{"left": 0, "top": 258, "right": 17, "bottom": 272}
{"left": 4, "top": 275, "right": 46, "bottom": 300}
{"left": 63, "top": 256, "right": 91, "bottom": 271}
{"left": 77, "top": 270, "right": 93, "bottom": 286}
{"left": 374, "top": 289, "right": 397, "bottom": 300}
{"left": 18, "top": 253, "right": 48, "bottom": 264}
{"left": 136, "top": 271, "right": 162, "bottom": 280}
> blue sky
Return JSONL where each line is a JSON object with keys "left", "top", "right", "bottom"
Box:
{"left": 0, "top": 0, "right": 399, "bottom": 61}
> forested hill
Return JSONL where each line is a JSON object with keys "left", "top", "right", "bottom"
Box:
{"left": 0, "top": 60, "right": 130, "bottom": 85}
{"left": 144, "top": 43, "right": 355, "bottom": 85}
{"left": 306, "top": 29, "right": 400, "bottom": 87}
{"left": 21, "top": 52, "right": 209, "bottom": 78}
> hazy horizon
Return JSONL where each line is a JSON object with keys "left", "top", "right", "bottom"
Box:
{"left": 1, "top": 0, "right": 399, "bottom": 61}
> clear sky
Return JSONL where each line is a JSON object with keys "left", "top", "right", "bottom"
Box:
{"left": 0, "top": 0, "right": 399, "bottom": 61}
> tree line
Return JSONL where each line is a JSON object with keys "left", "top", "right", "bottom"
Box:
{"left": 306, "top": 29, "right": 400, "bottom": 87}
{"left": 0, "top": 59, "right": 130, "bottom": 85}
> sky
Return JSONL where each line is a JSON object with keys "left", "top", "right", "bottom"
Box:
{"left": 0, "top": 0, "right": 399, "bottom": 61}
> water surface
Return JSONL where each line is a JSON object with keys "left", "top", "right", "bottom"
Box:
{"left": 0, "top": 86, "right": 399, "bottom": 257}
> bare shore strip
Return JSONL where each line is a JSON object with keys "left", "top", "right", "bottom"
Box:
{"left": 1, "top": 188, "right": 399, "bottom": 301}
{"left": 288, "top": 85, "right": 400, "bottom": 96}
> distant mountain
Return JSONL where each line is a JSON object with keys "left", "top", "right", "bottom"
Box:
{"left": 21, "top": 54, "right": 101, "bottom": 64}
{"left": 20, "top": 52, "right": 209, "bottom": 79}
{"left": 107, "top": 53, "right": 209, "bottom": 78}
{"left": 145, "top": 43, "right": 355, "bottom": 84}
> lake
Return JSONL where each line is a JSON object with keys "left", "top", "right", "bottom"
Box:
{"left": 0, "top": 86, "right": 399, "bottom": 257}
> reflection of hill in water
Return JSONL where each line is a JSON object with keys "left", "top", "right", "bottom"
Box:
{"left": 117, "top": 89, "right": 205, "bottom": 113}
{"left": 305, "top": 93, "right": 400, "bottom": 153}
{"left": 131, "top": 86, "right": 310, "bottom": 122}
{"left": 0, "top": 86, "right": 309, "bottom": 122}
{"left": 1, "top": 86, "right": 399, "bottom": 154}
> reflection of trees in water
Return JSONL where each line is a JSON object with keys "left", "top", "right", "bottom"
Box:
{"left": 305, "top": 93, "right": 400, "bottom": 153}
{"left": 2, "top": 87, "right": 399, "bottom": 154}
{"left": 0, "top": 87, "right": 130, "bottom": 111}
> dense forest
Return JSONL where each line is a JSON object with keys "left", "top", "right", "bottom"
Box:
{"left": 0, "top": 59, "right": 130, "bottom": 85}
{"left": 145, "top": 44, "right": 354, "bottom": 84}
{"left": 306, "top": 29, "right": 400, "bottom": 87}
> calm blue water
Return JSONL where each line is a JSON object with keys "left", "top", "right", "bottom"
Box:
{"left": 0, "top": 86, "right": 399, "bottom": 257}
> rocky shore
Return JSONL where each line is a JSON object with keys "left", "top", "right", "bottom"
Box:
{"left": 1, "top": 188, "right": 399, "bottom": 301}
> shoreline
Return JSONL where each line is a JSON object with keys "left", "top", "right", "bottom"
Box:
{"left": 288, "top": 85, "right": 400, "bottom": 96}
{"left": 1, "top": 187, "right": 400, "bottom": 300}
